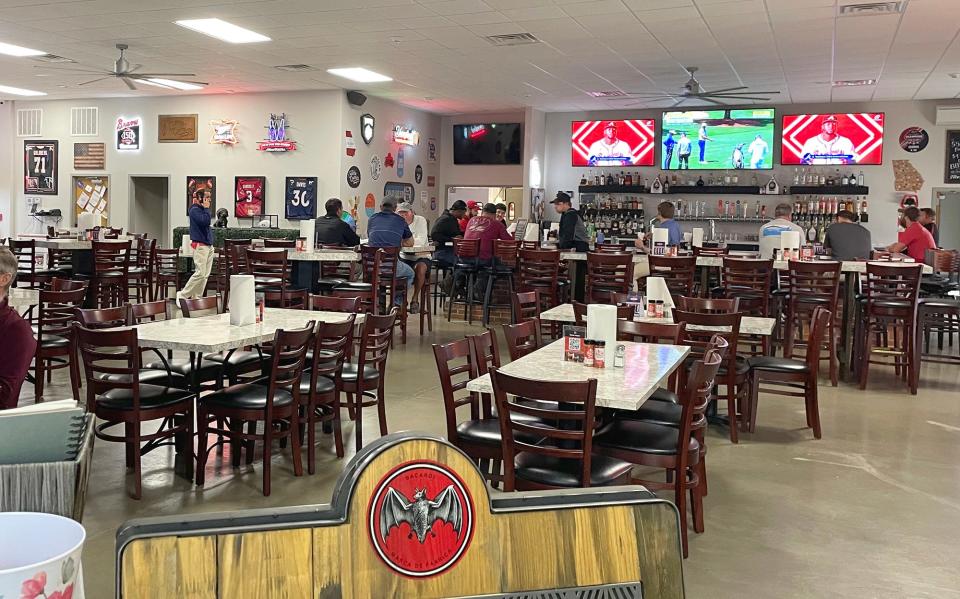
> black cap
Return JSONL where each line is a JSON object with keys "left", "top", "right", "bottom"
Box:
{"left": 482, "top": 202, "right": 498, "bottom": 214}
{"left": 450, "top": 200, "right": 467, "bottom": 211}
{"left": 550, "top": 191, "right": 572, "bottom": 204}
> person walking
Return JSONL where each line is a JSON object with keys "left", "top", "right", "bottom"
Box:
{"left": 180, "top": 189, "right": 214, "bottom": 300}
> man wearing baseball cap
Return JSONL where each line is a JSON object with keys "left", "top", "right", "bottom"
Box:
{"left": 551, "top": 191, "right": 589, "bottom": 252}
{"left": 460, "top": 200, "right": 481, "bottom": 233}
{"left": 397, "top": 202, "right": 430, "bottom": 313}
{"left": 588, "top": 121, "right": 632, "bottom": 166}
{"left": 367, "top": 198, "right": 415, "bottom": 308}
{"left": 800, "top": 114, "right": 857, "bottom": 164}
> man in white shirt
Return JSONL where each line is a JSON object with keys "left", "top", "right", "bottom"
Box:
{"left": 397, "top": 202, "right": 430, "bottom": 312}
{"left": 588, "top": 121, "right": 632, "bottom": 166}
{"left": 800, "top": 115, "right": 857, "bottom": 165}
{"left": 748, "top": 135, "right": 768, "bottom": 169}
{"left": 758, "top": 203, "right": 805, "bottom": 258}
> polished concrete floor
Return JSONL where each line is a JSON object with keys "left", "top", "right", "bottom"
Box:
{"left": 20, "top": 318, "right": 960, "bottom": 598}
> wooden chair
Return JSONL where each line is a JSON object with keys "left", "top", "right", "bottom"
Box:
{"left": 333, "top": 247, "right": 381, "bottom": 315}
{"left": 301, "top": 317, "right": 355, "bottom": 469}
{"left": 716, "top": 257, "right": 773, "bottom": 355}
{"left": 74, "top": 323, "right": 194, "bottom": 499}
{"left": 676, "top": 296, "right": 740, "bottom": 314}
{"left": 197, "top": 323, "right": 315, "bottom": 496}
{"left": 585, "top": 251, "right": 634, "bottom": 304}
{"left": 594, "top": 350, "right": 721, "bottom": 558}
{"left": 920, "top": 249, "right": 959, "bottom": 298}
{"left": 246, "top": 247, "right": 302, "bottom": 308}
{"left": 502, "top": 318, "right": 543, "bottom": 360}
{"left": 9, "top": 239, "right": 64, "bottom": 289}
{"left": 221, "top": 239, "right": 252, "bottom": 304}
{"left": 481, "top": 239, "right": 519, "bottom": 326}
{"left": 594, "top": 243, "right": 627, "bottom": 252}
{"left": 153, "top": 248, "right": 181, "bottom": 301}
{"left": 747, "top": 307, "right": 830, "bottom": 438}
{"left": 447, "top": 238, "right": 481, "bottom": 324}
{"left": 572, "top": 301, "right": 633, "bottom": 325}
{"left": 490, "top": 368, "right": 632, "bottom": 491}
{"left": 128, "top": 237, "right": 156, "bottom": 303}
{"left": 511, "top": 290, "right": 540, "bottom": 323}
{"left": 517, "top": 248, "right": 561, "bottom": 310}
{"left": 784, "top": 260, "right": 841, "bottom": 386}
{"left": 177, "top": 295, "right": 265, "bottom": 386}
{"left": 89, "top": 240, "right": 132, "bottom": 308}
{"left": 308, "top": 294, "right": 361, "bottom": 313}
{"left": 341, "top": 309, "right": 398, "bottom": 451}
{"left": 33, "top": 287, "right": 86, "bottom": 402}
{"left": 318, "top": 244, "right": 357, "bottom": 295}
{"left": 643, "top": 255, "right": 696, "bottom": 298}
{"left": 263, "top": 238, "right": 296, "bottom": 248}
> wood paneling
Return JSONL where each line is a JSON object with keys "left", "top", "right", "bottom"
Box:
{"left": 218, "top": 529, "right": 313, "bottom": 598}
{"left": 120, "top": 536, "right": 216, "bottom": 599}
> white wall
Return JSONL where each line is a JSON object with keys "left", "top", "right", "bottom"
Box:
{"left": 522, "top": 107, "right": 546, "bottom": 221}
{"left": 8, "top": 90, "right": 441, "bottom": 246}
{"left": 543, "top": 100, "right": 960, "bottom": 244}
{"left": 0, "top": 102, "right": 12, "bottom": 240}
{"left": 340, "top": 95, "right": 442, "bottom": 234}
{"left": 441, "top": 112, "right": 525, "bottom": 189}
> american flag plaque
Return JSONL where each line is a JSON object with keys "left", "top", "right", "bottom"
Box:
{"left": 74, "top": 142, "right": 105, "bottom": 170}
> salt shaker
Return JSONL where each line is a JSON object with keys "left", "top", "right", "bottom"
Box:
{"left": 614, "top": 344, "right": 626, "bottom": 368}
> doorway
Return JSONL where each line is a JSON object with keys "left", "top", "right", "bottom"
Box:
{"left": 130, "top": 176, "right": 169, "bottom": 246}
{"left": 932, "top": 188, "right": 960, "bottom": 250}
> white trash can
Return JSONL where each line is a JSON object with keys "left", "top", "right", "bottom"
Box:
{"left": 0, "top": 512, "right": 85, "bottom": 599}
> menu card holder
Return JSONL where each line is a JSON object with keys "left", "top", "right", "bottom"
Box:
{"left": 229, "top": 274, "right": 256, "bottom": 326}
{"left": 651, "top": 227, "right": 669, "bottom": 256}
{"left": 692, "top": 227, "right": 704, "bottom": 248}
{"left": 586, "top": 304, "right": 618, "bottom": 349}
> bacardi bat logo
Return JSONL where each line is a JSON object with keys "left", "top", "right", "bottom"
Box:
{"left": 368, "top": 461, "right": 474, "bottom": 578}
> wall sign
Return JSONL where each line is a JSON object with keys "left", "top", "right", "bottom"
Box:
{"left": 892, "top": 159, "right": 924, "bottom": 191}
{"left": 158, "top": 114, "right": 198, "bottom": 143}
{"left": 345, "top": 130, "right": 356, "bottom": 157}
{"left": 24, "top": 140, "right": 58, "bottom": 195}
{"left": 370, "top": 155, "right": 382, "bottom": 181}
{"left": 427, "top": 175, "right": 436, "bottom": 188}
{"left": 383, "top": 181, "right": 414, "bottom": 206}
{"left": 364, "top": 192, "right": 376, "bottom": 217}
{"left": 946, "top": 130, "right": 960, "bottom": 183}
{"left": 430, "top": 196, "right": 437, "bottom": 211}
{"left": 258, "top": 113, "right": 297, "bottom": 152}
{"left": 427, "top": 138, "right": 437, "bottom": 162}
{"left": 397, "top": 147, "right": 405, "bottom": 178}
{"left": 73, "top": 142, "right": 105, "bottom": 170}
{"left": 415, "top": 164, "right": 423, "bottom": 184}
{"left": 899, "top": 127, "right": 928, "bottom": 153}
{"left": 235, "top": 176, "right": 266, "bottom": 217}
{"left": 384, "top": 153, "right": 395, "bottom": 168}
{"left": 285, "top": 176, "right": 317, "bottom": 220}
{"left": 116, "top": 116, "right": 141, "bottom": 151}
{"left": 347, "top": 166, "right": 362, "bottom": 188}
{"left": 393, "top": 124, "right": 420, "bottom": 146}
{"left": 361, "top": 113, "right": 375, "bottom": 145}
{"left": 210, "top": 119, "right": 239, "bottom": 145}
{"left": 74, "top": 175, "right": 108, "bottom": 227}
{"left": 186, "top": 176, "right": 216, "bottom": 217}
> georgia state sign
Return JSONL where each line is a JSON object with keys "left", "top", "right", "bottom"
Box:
{"left": 367, "top": 460, "right": 474, "bottom": 578}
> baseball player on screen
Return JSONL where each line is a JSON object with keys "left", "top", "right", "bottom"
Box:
{"left": 800, "top": 115, "right": 857, "bottom": 164}
{"left": 588, "top": 121, "right": 632, "bottom": 165}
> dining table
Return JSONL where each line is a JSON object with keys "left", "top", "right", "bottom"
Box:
{"left": 466, "top": 339, "right": 690, "bottom": 412}
{"left": 7, "top": 287, "right": 40, "bottom": 315}
{"left": 287, "top": 245, "right": 435, "bottom": 293}
{"left": 539, "top": 302, "right": 777, "bottom": 337}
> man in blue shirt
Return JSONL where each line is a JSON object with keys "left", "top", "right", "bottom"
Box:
{"left": 366, "top": 199, "right": 415, "bottom": 307}
{"left": 180, "top": 189, "right": 214, "bottom": 300}
{"left": 635, "top": 201, "right": 682, "bottom": 250}
{"left": 663, "top": 131, "right": 676, "bottom": 169}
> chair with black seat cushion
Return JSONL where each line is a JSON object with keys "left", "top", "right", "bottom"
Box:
{"left": 642, "top": 255, "right": 696, "bottom": 298}
{"left": 220, "top": 239, "right": 252, "bottom": 306}
{"left": 585, "top": 251, "right": 634, "bottom": 304}
{"left": 446, "top": 238, "right": 481, "bottom": 324}
{"left": 333, "top": 246, "right": 381, "bottom": 315}
{"left": 481, "top": 239, "right": 519, "bottom": 326}
{"left": 594, "top": 243, "right": 627, "bottom": 252}
{"left": 74, "top": 323, "right": 194, "bottom": 499}
{"left": 594, "top": 350, "right": 721, "bottom": 558}
{"left": 490, "top": 368, "right": 632, "bottom": 492}
{"left": 784, "top": 260, "right": 841, "bottom": 386}
{"left": 747, "top": 307, "right": 830, "bottom": 438}
{"left": 517, "top": 248, "right": 562, "bottom": 310}
{"left": 263, "top": 238, "right": 296, "bottom": 248}
{"left": 121, "top": 300, "right": 192, "bottom": 390}
{"left": 308, "top": 294, "right": 361, "bottom": 314}
{"left": 153, "top": 248, "right": 182, "bottom": 301}
{"left": 87, "top": 240, "right": 132, "bottom": 308}
{"left": 341, "top": 309, "right": 398, "bottom": 451}
{"left": 502, "top": 318, "right": 543, "bottom": 360}
{"left": 716, "top": 257, "right": 773, "bottom": 356}
{"left": 246, "top": 247, "right": 304, "bottom": 308}
{"left": 917, "top": 298, "right": 960, "bottom": 364}
{"left": 301, "top": 316, "right": 355, "bottom": 470}
{"left": 920, "top": 249, "right": 959, "bottom": 298}
{"left": 196, "top": 322, "right": 314, "bottom": 496}
{"left": 10, "top": 239, "right": 65, "bottom": 289}
{"left": 511, "top": 290, "right": 540, "bottom": 323}
{"left": 317, "top": 245, "right": 357, "bottom": 294}
{"left": 676, "top": 295, "right": 739, "bottom": 314}
{"left": 616, "top": 319, "right": 687, "bottom": 404}
{"left": 33, "top": 287, "right": 86, "bottom": 402}
{"left": 128, "top": 237, "right": 156, "bottom": 303}
{"left": 178, "top": 295, "right": 265, "bottom": 386}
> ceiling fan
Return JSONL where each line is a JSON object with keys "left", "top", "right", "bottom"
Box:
{"left": 610, "top": 66, "right": 780, "bottom": 106}
{"left": 34, "top": 44, "right": 207, "bottom": 90}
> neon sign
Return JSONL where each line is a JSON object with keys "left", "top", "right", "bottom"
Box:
{"left": 393, "top": 125, "right": 420, "bottom": 146}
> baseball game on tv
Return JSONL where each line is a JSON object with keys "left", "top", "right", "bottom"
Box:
{"left": 781, "top": 113, "right": 884, "bottom": 165}
{"left": 661, "top": 109, "right": 775, "bottom": 170}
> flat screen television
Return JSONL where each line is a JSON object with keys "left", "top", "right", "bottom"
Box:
{"left": 571, "top": 119, "right": 656, "bottom": 166}
{"left": 781, "top": 113, "right": 884, "bottom": 165}
{"left": 661, "top": 108, "right": 775, "bottom": 170}
{"left": 453, "top": 123, "right": 522, "bottom": 165}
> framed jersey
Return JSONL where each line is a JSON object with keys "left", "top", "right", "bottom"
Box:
{"left": 285, "top": 176, "right": 317, "bottom": 220}
{"left": 24, "top": 140, "right": 58, "bottom": 195}
{"left": 235, "top": 176, "right": 265, "bottom": 218}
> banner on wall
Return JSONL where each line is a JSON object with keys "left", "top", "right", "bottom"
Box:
{"left": 74, "top": 175, "right": 108, "bottom": 227}
{"left": 383, "top": 182, "right": 414, "bottom": 206}
{"left": 235, "top": 176, "right": 265, "bottom": 217}
{"left": 186, "top": 176, "right": 217, "bottom": 217}
{"left": 24, "top": 140, "right": 58, "bottom": 195}
{"left": 285, "top": 176, "right": 318, "bottom": 220}
{"left": 116, "top": 116, "right": 142, "bottom": 151}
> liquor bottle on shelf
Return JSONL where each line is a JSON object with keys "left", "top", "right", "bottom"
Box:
{"left": 663, "top": 177, "right": 670, "bottom": 193}
{"left": 671, "top": 174, "right": 678, "bottom": 185}
{"left": 859, "top": 198, "right": 869, "bottom": 223}
{"left": 761, "top": 204, "right": 767, "bottom": 219}
{"left": 732, "top": 173, "right": 739, "bottom": 184}
{"left": 594, "top": 171, "right": 602, "bottom": 186}
{"left": 793, "top": 167, "right": 800, "bottom": 185}
{"left": 819, "top": 171, "right": 826, "bottom": 185}
{"left": 807, "top": 218, "right": 818, "bottom": 243}
{"left": 606, "top": 171, "right": 615, "bottom": 186}
{"left": 624, "top": 171, "right": 633, "bottom": 186}
{"left": 735, "top": 198, "right": 741, "bottom": 219}
{"left": 725, "top": 200, "right": 731, "bottom": 218}
{"left": 841, "top": 172, "right": 849, "bottom": 186}
{"left": 857, "top": 170, "right": 865, "bottom": 186}
{"left": 696, "top": 175, "right": 705, "bottom": 187}
{"left": 818, "top": 218, "right": 827, "bottom": 244}
{"left": 580, "top": 171, "right": 588, "bottom": 186}
{"left": 651, "top": 174, "right": 662, "bottom": 193}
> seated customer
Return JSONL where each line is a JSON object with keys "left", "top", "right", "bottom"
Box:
{"left": 396, "top": 202, "right": 430, "bottom": 312}
{"left": 886, "top": 206, "right": 936, "bottom": 262}
{"left": 919, "top": 207, "right": 939, "bottom": 246}
{"left": 367, "top": 199, "right": 415, "bottom": 307}
{"left": 431, "top": 200, "right": 466, "bottom": 268}
{"left": 0, "top": 247, "right": 36, "bottom": 409}
{"left": 759, "top": 203, "right": 805, "bottom": 258}
{"left": 495, "top": 203, "right": 508, "bottom": 228}
{"left": 464, "top": 203, "right": 514, "bottom": 298}
{"left": 636, "top": 201, "right": 682, "bottom": 249}
{"left": 315, "top": 198, "right": 361, "bottom": 247}
{"left": 824, "top": 210, "right": 872, "bottom": 260}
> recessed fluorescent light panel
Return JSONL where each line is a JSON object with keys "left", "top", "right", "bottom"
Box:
{"left": 0, "top": 42, "right": 45, "bottom": 57}
{"left": 0, "top": 84, "right": 46, "bottom": 96}
{"left": 326, "top": 68, "right": 392, "bottom": 83}
{"left": 174, "top": 18, "right": 270, "bottom": 43}
{"left": 143, "top": 78, "right": 203, "bottom": 91}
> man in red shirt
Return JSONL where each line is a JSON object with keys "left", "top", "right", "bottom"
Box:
{"left": 0, "top": 247, "right": 37, "bottom": 409}
{"left": 464, "top": 203, "right": 514, "bottom": 299}
{"left": 459, "top": 200, "right": 480, "bottom": 233}
{"left": 886, "top": 206, "right": 936, "bottom": 262}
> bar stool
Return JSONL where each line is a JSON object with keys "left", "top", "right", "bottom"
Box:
{"left": 88, "top": 240, "right": 132, "bottom": 308}
{"left": 128, "top": 237, "right": 156, "bottom": 303}
{"left": 716, "top": 257, "right": 773, "bottom": 356}
{"left": 585, "top": 251, "right": 634, "bottom": 304}
{"left": 154, "top": 248, "right": 181, "bottom": 300}
{"left": 246, "top": 247, "right": 303, "bottom": 308}
{"left": 784, "top": 260, "right": 841, "bottom": 386}
{"left": 917, "top": 298, "right": 960, "bottom": 364}
{"left": 855, "top": 262, "right": 923, "bottom": 394}
{"left": 447, "top": 238, "right": 481, "bottom": 324}
{"left": 920, "top": 249, "right": 959, "bottom": 298}
{"left": 9, "top": 239, "right": 65, "bottom": 289}
{"left": 221, "top": 238, "right": 252, "bottom": 305}
{"left": 693, "top": 245, "right": 728, "bottom": 296}
{"left": 333, "top": 246, "right": 380, "bottom": 314}
{"left": 317, "top": 244, "right": 356, "bottom": 294}
{"left": 481, "top": 239, "right": 519, "bottom": 326}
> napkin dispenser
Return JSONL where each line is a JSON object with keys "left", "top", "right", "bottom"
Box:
{"left": 298, "top": 220, "right": 315, "bottom": 250}
{"left": 229, "top": 275, "right": 256, "bottom": 326}
{"left": 586, "top": 304, "right": 618, "bottom": 349}
{"left": 780, "top": 230, "right": 801, "bottom": 253}
{"left": 646, "top": 276, "right": 676, "bottom": 310}
{"left": 692, "top": 227, "right": 704, "bottom": 248}
{"left": 651, "top": 227, "right": 669, "bottom": 256}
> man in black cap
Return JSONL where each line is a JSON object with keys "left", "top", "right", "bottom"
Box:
{"left": 431, "top": 200, "right": 467, "bottom": 269}
{"left": 551, "top": 192, "right": 589, "bottom": 252}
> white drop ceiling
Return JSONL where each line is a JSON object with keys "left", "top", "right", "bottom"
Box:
{"left": 0, "top": 0, "right": 958, "bottom": 114}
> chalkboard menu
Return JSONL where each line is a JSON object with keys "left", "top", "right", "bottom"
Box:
{"left": 946, "top": 130, "right": 960, "bottom": 183}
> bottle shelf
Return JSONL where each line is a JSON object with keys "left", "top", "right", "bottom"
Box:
{"left": 674, "top": 216, "right": 770, "bottom": 223}
{"left": 788, "top": 185, "right": 868, "bottom": 195}
{"left": 582, "top": 207, "right": 645, "bottom": 213}
{"left": 579, "top": 185, "right": 770, "bottom": 195}
{"left": 578, "top": 185, "right": 649, "bottom": 193}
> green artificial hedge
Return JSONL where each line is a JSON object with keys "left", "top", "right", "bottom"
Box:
{"left": 172, "top": 226, "right": 301, "bottom": 249}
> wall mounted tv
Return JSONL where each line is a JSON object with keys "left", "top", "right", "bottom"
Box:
{"left": 781, "top": 113, "right": 884, "bottom": 165}
{"left": 661, "top": 108, "right": 775, "bottom": 170}
{"left": 571, "top": 119, "right": 656, "bottom": 167}
{"left": 453, "top": 123, "right": 522, "bottom": 165}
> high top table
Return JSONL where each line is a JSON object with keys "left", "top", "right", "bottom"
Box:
{"left": 7, "top": 287, "right": 40, "bottom": 314}
{"left": 539, "top": 302, "right": 777, "bottom": 337}
{"left": 286, "top": 245, "right": 435, "bottom": 293}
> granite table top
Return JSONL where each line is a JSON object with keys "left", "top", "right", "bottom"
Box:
{"left": 7, "top": 287, "right": 40, "bottom": 311}
{"left": 465, "top": 339, "right": 690, "bottom": 412}
{"left": 538, "top": 303, "right": 776, "bottom": 336}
